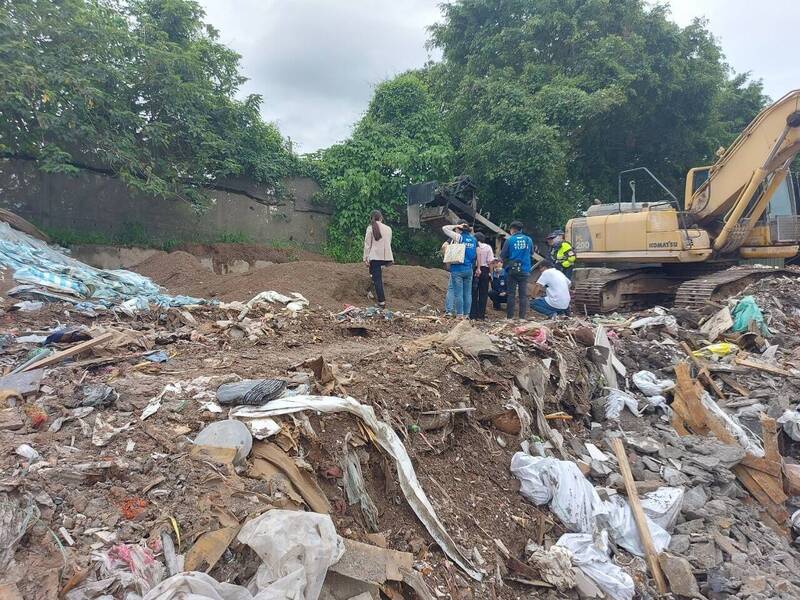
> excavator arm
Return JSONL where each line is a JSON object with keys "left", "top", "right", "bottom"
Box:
{"left": 685, "top": 90, "right": 800, "bottom": 253}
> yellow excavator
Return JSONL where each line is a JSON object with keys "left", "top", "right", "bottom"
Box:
{"left": 567, "top": 89, "right": 800, "bottom": 313}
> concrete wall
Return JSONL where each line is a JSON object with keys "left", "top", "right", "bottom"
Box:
{"left": 0, "top": 158, "right": 331, "bottom": 249}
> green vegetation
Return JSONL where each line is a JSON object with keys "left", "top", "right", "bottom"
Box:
{"left": 44, "top": 226, "right": 255, "bottom": 251}
{"left": 314, "top": 0, "right": 768, "bottom": 257}
{"left": 309, "top": 73, "right": 454, "bottom": 262}
{"left": 0, "top": 0, "right": 299, "bottom": 205}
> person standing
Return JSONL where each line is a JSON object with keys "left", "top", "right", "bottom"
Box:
{"left": 363, "top": 210, "right": 393, "bottom": 308}
{"left": 441, "top": 239, "right": 455, "bottom": 316}
{"left": 442, "top": 223, "right": 477, "bottom": 318}
{"left": 530, "top": 263, "right": 571, "bottom": 317}
{"left": 470, "top": 232, "right": 494, "bottom": 319}
{"left": 500, "top": 221, "right": 534, "bottom": 319}
{"left": 545, "top": 230, "right": 577, "bottom": 281}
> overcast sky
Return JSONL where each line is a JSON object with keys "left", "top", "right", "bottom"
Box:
{"left": 198, "top": 0, "right": 796, "bottom": 153}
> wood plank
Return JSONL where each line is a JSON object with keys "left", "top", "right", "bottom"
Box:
{"left": 21, "top": 333, "right": 116, "bottom": 372}
{"left": 610, "top": 438, "right": 667, "bottom": 594}
{"left": 735, "top": 355, "right": 790, "bottom": 377}
{"left": 761, "top": 416, "right": 781, "bottom": 463}
{"left": 680, "top": 343, "right": 725, "bottom": 399}
{"left": 734, "top": 466, "right": 789, "bottom": 524}
{"left": 674, "top": 362, "right": 710, "bottom": 434}
{"left": 740, "top": 455, "right": 782, "bottom": 478}
{"left": 719, "top": 374, "right": 749, "bottom": 398}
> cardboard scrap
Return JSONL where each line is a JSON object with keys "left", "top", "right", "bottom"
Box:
{"left": 184, "top": 526, "right": 240, "bottom": 573}
{"left": 251, "top": 442, "right": 330, "bottom": 514}
{"left": 700, "top": 306, "right": 733, "bottom": 342}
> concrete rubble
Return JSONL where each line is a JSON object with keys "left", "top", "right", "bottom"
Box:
{"left": 2, "top": 216, "right": 800, "bottom": 598}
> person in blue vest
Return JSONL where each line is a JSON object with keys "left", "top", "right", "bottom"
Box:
{"left": 499, "top": 221, "right": 535, "bottom": 319}
{"left": 442, "top": 223, "right": 477, "bottom": 317}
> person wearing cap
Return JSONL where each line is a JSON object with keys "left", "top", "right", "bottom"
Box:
{"left": 546, "top": 230, "right": 577, "bottom": 281}
{"left": 442, "top": 223, "right": 478, "bottom": 318}
{"left": 530, "top": 261, "right": 571, "bottom": 317}
{"left": 499, "top": 220, "right": 535, "bottom": 319}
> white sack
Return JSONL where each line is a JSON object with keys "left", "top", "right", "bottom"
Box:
{"left": 556, "top": 532, "right": 634, "bottom": 600}
{"left": 604, "top": 389, "right": 640, "bottom": 421}
{"left": 778, "top": 409, "right": 800, "bottom": 442}
{"left": 510, "top": 453, "right": 607, "bottom": 533}
{"left": 237, "top": 510, "right": 343, "bottom": 600}
{"left": 632, "top": 371, "right": 674, "bottom": 398}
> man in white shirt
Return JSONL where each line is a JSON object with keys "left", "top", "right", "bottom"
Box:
{"left": 529, "top": 262, "right": 571, "bottom": 317}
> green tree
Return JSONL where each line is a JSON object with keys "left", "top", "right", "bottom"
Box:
{"left": 313, "top": 73, "right": 453, "bottom": 261}
{"left": 0, "top": 0, "right": 297, "bottom": 204}
{"left": 429, "top": 0, "right": 767, "bottom": 231}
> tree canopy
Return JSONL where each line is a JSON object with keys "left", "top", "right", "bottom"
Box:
{"left": 316, "top": 0, "right": 768, "bottom": 258}
{"left": 0, "top": 0, "right": 298, "bottom": 204}
{"left": 310, "top": 73, "right": 453, "bottom": 261}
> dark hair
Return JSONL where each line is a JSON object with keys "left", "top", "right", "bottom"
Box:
{"left": 370, "top": 210, "right": 383, "bottom": 241}
{"left": 474, "top": 232, "right": 486, "bottom": 242}
{"left": 509, "top": 220, "right": 524, "bottom": 232}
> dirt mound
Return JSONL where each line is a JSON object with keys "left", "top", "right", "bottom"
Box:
{"left": 176, "top": 243, "right": 331, "bottom": 273}
{"left": 134, "top": 250, "right": 216, "bottom": 290}
{"left": 136, "top": 253, "right": 449, "bottom": 310}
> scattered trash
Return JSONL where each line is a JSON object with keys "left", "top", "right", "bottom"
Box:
{"left": 143, "top": 350, "right": 169, "bottom": 363}
{"left": 732, "top": 295, "right": 769, "bottom": 336}
{"left": 80, "top": 383, "right": 119, "bottom": 408}
{"left": 15, "top": 444, "right": 41, "bottom": 463}
{"left": 700, "top": 305, "right": 733, "bottom": 342}
{"left": 604, "top": 389, "right": 640, "bottom": 420}
{"left": 216, "top": 378, "right": 287, "bottom": 406}
{"left": 778, "top": 408, "right": 800, "bottom": 442}
{"left": 13, "top": 301, "right": 43, "bottom": 312}
{"left": 557, "top": 532, "right": 634, "bottom": 600}
{"left": 632, "top": 371, "right": 674, "bottom": 398}
{"left": 193, "top": 419, "right": 253, "bottom": 465}
{"left": 692, "top": 342, "right": 739, "bottom": 358}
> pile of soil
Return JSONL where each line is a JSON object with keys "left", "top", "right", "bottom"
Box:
{"left": 135, "top": 251, "right": 450, "bottom": 310}
{"left": 176, "top": 242, "right": 331, "bottom": 272}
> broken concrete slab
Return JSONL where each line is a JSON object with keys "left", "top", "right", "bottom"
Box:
{"left": 658, "top": 553, "right": 700, "bottom": 598}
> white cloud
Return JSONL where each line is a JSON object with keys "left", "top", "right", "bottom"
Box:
{"left": 199, "top": 0, "right": 796, "bottom": 151}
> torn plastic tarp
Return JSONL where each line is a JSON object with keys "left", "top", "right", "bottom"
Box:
{"left": 139, "top": 511, "right": 342, "bottom": 600}
{"left": 700, "top": 391, "right": 764, "bottom": 457}
{"left": 0, "top": 222, "right": 209, "bottom": 308}
{"left": 556, "top": 532, "right": 634, "bottom": 600}
{"left": 510, "top": 453, "right": 677, "bottom": 558}
{"left": 732, "top": 295, "right": 769, "bottom": 336}
{"left": 632, "top": 371, "right": 674, "bottom": 398}
{"left": 604, "top": 389, "right": 640, "bottom": 421}
{"left": 778, "top": 408, "right": 800, "bottom": 442}
{"left": 231, "top": 395, "right": 484, "bottom": 581}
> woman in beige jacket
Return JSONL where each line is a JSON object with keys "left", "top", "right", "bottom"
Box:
{"left": 363, "top": 210, "right": 394, "bottom": 307}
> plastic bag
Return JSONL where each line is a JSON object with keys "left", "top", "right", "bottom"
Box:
{"left": 444, "top": 242, "right": 466, "bottom": 264}
{"left": 142, "top": 571, "right": 253, "bottom": 600}
{"left": 732, "top": 295, "right": 769, "bottom": 335}
{"left": 632, "top": 371, "right": 674, "bottom": 397}
{"left": 510, "top": 453, "right": 606, "bottom": 533}
{"left": 604, "top": 389, "right": 640, "bottom": 421}
{"left": 95, "top": 543, "right": 165, "bottom": 598}
{"left": 602, "top": 492, "right": 676, "bottom": 556}
{"left": 237, "top": 510, "right": 344, "bottom": 600}
{"left": 556, "top": 532, "right": 634, "bottom": 600}
{"left": 778, "top": 409, "right": 800, "bottom": 442}
{"left": 630, "top": 315, "right": 678, "bottom": 335}
{"left": 692, "top": 342, "right": 738, "bottom": 358}
{"left": 700, "top": 391, "right": 764, "bottom": 457}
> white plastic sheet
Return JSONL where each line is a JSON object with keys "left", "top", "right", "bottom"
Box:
{"left": 511, "top": 453, "right": 682, "bottom": 560}
{"left": 700, "top": 391, "right": 765, "bottom": 457}
{"left": 231, "top": 395, "right": 483, "bottom": 581}
{"left": 238, "top": 510, "right": 344, "bottom": 599}
{"left": 778, "top": 409, "right": 800, "bottom": 442}
{"left": 143, "top": 572, "right": 253, "bottom": 600}
{"left": 604, "top": 389, "right": 640, "bottom": 420}
{"left": 510, "top": 453, "right": 606, "bottom": 533}
{"left": 630, "top": 315, "right": 678, "bottom": 336}
{"left": 632, "top": 371, "right": 674, "bottom": 398}
{"left": 556, "top": 532, "right": 634, "bottom": 600}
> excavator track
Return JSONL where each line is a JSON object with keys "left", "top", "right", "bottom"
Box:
{"left": 572, "top": 268, "right": 680, "bottom": 314}
{"left": 673, "top": 267, "right": 792, "bottom": 310}
{"left": 574, "top": 265, "right": 796, "bottom": 314}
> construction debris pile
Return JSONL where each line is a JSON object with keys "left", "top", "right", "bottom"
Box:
{"left": 3, "top": 219, "right": 800, "bottom": 599}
